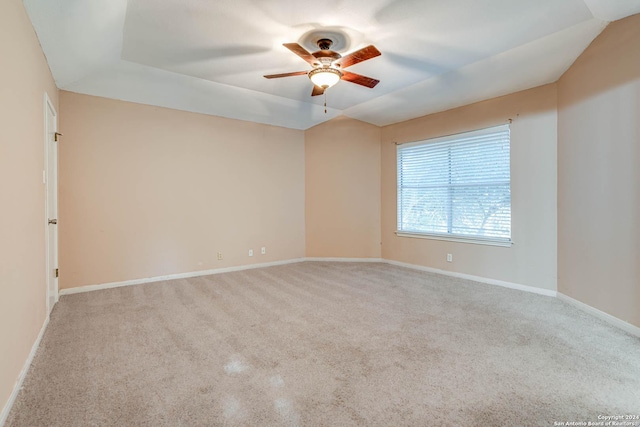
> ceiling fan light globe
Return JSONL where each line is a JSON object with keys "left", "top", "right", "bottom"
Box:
{"left": 309, "top": 68, "right": 341, "bottom": 89}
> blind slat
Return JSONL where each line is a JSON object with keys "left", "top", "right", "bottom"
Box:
{"left": 397, "top": 125, "right": 511, "bottom": 242}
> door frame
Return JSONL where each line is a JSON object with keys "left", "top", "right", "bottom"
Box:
{"left": 44, "top": 92, "right": 58, "bottom": 316}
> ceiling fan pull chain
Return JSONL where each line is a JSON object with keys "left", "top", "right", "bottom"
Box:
{"left": 324, "top": 92, "right": 327, "bottom": 114}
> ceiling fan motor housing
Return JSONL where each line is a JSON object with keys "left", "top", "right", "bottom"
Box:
{"left": 312, "top": 39, "right": 341, "bottom": 66}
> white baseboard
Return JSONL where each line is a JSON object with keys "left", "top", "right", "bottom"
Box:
{"left": 0, "top": 316, "right": 49, "bottom": 427}
{"left": 59, "top": 258, "right": 306, "bottom": 296}
{"left": 383, "top": 259, "right": 557, "bottom": 297}
{"left": 557, "top": 293, "right": 640, "bottom": 338}
{"left": 304, "top": 257, "right": 383, "bottom": 263}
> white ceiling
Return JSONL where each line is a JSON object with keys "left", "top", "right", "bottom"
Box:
{"left": 24, "top": 0, "right": 640, "bottom": 130}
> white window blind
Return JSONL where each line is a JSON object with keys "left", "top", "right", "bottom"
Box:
{"left": 397, "top": 124, "right": 511, "bottom": 245}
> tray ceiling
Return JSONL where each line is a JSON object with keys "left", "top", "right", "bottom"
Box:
{"left": 24, "top": 0, "right": 640, "bottom": 129}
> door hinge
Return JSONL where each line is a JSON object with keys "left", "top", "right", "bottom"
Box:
{"left": 55, "top": 268, "right": 59, "bottom": 278}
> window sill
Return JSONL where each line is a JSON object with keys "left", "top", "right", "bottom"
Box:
{"left": 395, "top": 231, "right": 513, "bottom": 247}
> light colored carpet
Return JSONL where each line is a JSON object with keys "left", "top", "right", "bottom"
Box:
{"left": 6, "top": 262, "right": 640, "bottom": 426}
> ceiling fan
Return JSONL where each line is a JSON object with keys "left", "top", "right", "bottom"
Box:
{"left": 264, "top": 39, "right": 381, "bottom": 96}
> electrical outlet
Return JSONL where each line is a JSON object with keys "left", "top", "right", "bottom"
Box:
{"left": 217, "top": 252, "right": 223, "bottom": 260}
{"left": 261, "top": 247, "right": 266, "bottom": 255}
{"left": 248, "top": 249, "right": 253, "bottom": 257}
{"left": 447, "top": 253, "right": 453, "bottom": 262}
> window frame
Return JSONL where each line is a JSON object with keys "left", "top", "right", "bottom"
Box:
{"left": 395, "top": 124, "right": 513, "bottom": 247}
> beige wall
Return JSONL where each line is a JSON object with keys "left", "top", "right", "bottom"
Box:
{"left": 58, "top": 92, "right": 305, "bottom": 289}
{"left": 381, "top": 85, "right": 558, "bottom": 291}
{"left": 558, "top": 15, "right": 640, "bottom": 328}
{"left": 0, "top": 0, "right": 59, "bottom": 418}
{"left": 305, "top": 116, "right": 381, "bottom": 258}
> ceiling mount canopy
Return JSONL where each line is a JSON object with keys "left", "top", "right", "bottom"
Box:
{"left": 316, "top": 38, "right": 334, "bottom": 51}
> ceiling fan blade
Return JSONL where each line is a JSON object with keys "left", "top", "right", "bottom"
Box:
{"left": 311, "top": 85, "right": 325, "bottom": 96}
{"left": 341, "top": 71, "right": 380, "bottom": 88}
{"left": 336, "top": 45, "right": 381, "bottom": 69}
{"left": 264, "top": 71, "right": 309, "bottom": 79}
{"left": 283, "top": 43, "right": 318, "bottom": 66}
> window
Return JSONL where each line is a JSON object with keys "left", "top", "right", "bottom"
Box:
{"left": 396, "top": 124, "right": 511, "bottom": 246}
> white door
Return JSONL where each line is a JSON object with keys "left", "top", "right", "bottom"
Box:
{"left": 45, "top": 94, "right": 58, "bottom": 315}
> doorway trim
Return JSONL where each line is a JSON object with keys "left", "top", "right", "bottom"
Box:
{"left": 44, "top": 92, "right": 58, "bottom": 316}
